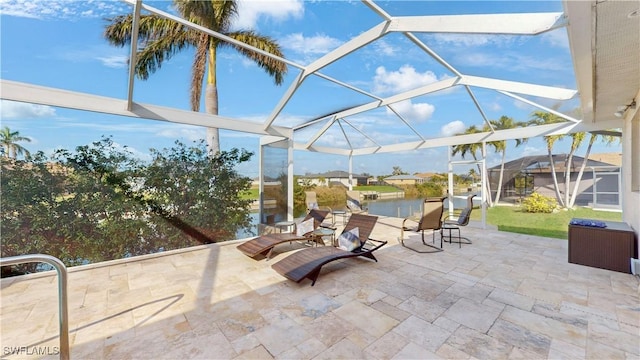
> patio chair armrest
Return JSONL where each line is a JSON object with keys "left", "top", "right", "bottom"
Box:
{"left": 361, "top": 238, "right": 388, "bottom": 252}
{"left": 401, "top": 217, "right": 418, "bottom": 229}
{"left": 320, "top": 222, "right": 337, "bottom": 230}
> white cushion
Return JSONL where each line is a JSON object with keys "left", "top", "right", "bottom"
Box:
{"left": 338, "top": 227, "right": 360, "bottom": 251}
{"left": 346, "top": 199, "right": 360, "bottom": 211}
{"left": 296, "top": 218, "right": 315, "bottom": 236}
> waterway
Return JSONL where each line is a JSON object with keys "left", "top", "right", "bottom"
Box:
{"left": 238, "top": 195, "right": 480, "bottom": 239}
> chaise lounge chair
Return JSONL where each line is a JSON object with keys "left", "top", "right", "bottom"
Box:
{"left": 399, "top": 197, "right": 446, "bottom": 253}
{"left": 346, "top": 190, "right": 368, "bottom": 217}
{"left": 271, "top": 214, "right": 387, "bottom": 286}
{"left": 236, "top": 209, "right": 330, "bottom": 260}
{"left": 305, "top": 191, "right": 335, "bottom": 227}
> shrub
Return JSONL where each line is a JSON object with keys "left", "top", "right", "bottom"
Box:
{"left": 522, "top": 192, "right": 558, "bottom": 213}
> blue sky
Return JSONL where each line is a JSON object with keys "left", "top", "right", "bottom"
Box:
{"left": 0, "top": 0, "right": 621, "bottom": 178}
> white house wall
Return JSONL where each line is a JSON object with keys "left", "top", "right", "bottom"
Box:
{"left": 622, "top": 101, "right": 640, "bottom": 234}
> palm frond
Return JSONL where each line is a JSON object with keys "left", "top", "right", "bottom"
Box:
{"left": 175, "top": 0, "right": 238, "bottom": 32}
{"left": 190, "top": 33, "right": 209, "bottom": 112}
{"left": 224, "top": 30, "right": 288, "bottom": 85}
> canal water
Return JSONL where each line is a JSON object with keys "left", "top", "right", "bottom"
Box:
{"left": 238, "top": 195, "right": 480, "bottom": 239}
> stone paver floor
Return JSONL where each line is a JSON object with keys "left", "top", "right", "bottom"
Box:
{"left": 1, "top": 215, "right": 639, "bottom": 359}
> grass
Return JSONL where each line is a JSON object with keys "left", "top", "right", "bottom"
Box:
{"left": 474, "top": 206, "right": 622, "bottom": 239}
{"left": 240, "top": 188, "right": 259, "bottom": 200}
{"left": 243, "top": 185, "right": 623, "bottom": 240}
{"left": 354, "top": 185, "right": 401, "bottom": 193}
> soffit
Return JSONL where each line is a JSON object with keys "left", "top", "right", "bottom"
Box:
{"left": 566, "top": 0, "right": 640, "bottom": 123}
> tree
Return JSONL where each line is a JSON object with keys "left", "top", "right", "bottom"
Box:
{"left": 568, "top": 131, "right": 619, "bottom": 208}
{"left": 528, "top": 111, "right": 566, "bottom": 207}
{"left": 562, "top": 131, "right": 586, "bottom": 207}
{"left": 485, "top": 116, "right": 527, "bottom": 204}
{"left": 468, "top": 169, "right": 478, "bottom": 182}
{"left": 104, "top": 0, "right": 288, "bottom": 155}
{"left": 392, "top": 166, "right": 407, "bottom": 175}
{"left": 1, "top": 137, "right": 255, "bottom": 275}
{"left": 451, "top": 125, "right": 493, "bottom": 206}
{"left": 0, "top": 126, "right": 31, "bottom": 159}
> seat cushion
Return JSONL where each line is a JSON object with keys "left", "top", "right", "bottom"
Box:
{"left": 338, "top": 227, "right": 360, "bottom": 251}
{"left": 347, "top": 199, "right": 362, "bottom": 211}
{"left": 296, "top": 218, "right": 315, "bottom": 236}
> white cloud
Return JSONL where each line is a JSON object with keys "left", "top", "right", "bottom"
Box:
{"left": 0, "top": 100, "right": 57, "bottom": 119}
{"left": 97, "top": 55, "right": 128, "bottom": 68}
{"left": 521, "top": 145, "right": 545, "bottom": 156}
{"left": 280, "top": 33, "right": 342, "bottom": 56}
{"left": 372, "top": 39, "right": 397, "bottom": 56}
{"left": 441, "top": 120, "right": 466, "bottom": 137}
{"left": 431, "top": 33, "right": 518, "bottom": 47}
{"left": 110, "top": 141, "right": 152, "bottom": 162}
{"left": 541, "top": 29, "right": 569, "bottom": 49}
{"left": 488, "top": 102, "right": 502, "bottom": 112}
{"left": 156, "top": 127, "right": 205, "bottom": 142}
{"left": 387, "top": 100, "right": 435, "bottom": 123}
{"left": 235, "top": 0, "right": 304, "bottom": 29}
{"left": 454, "top": 51, "right": 567, "bottom": 73}
{"left": 373, "top": 65, "right": 440, "bottom": 94}
{"left": 0, "top": 0, "right": 128, "bottom": 19}
{"left": 513, "top": 99, "right": 535, "bottom": 110}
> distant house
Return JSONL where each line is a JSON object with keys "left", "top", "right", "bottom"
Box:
{"left": 384, "top": 174, "right": 425, "bottom": 186}
{"left": 488, "top": 153, "right": 621, "bottom": 209}
{"left": 414, "top": 172, "right": 437, "bottom": 181}
{"left": 298, "top": 170, "right": 370, "bottom": 187}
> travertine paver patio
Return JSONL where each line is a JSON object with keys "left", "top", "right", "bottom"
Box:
{"left": 1, "top": 215, "right": 639, "bottom": 359}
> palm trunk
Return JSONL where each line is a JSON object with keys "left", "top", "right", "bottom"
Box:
{"left": 569, "top": 134, "right": 596, "bottom": 208}
{"left": 205, "top": 45, "right": 220, "bottom": 156}
{"left": 564, "top": 154, "right": 572, "bottom": 208}
{"left": 205, "top": 83, "right": 220, "bottom": 155}
{"left": 494, "top": 150, "right": 506, "bottom": 204}
{"left": 548, "top": 150, "right": 564, "bottom": 207}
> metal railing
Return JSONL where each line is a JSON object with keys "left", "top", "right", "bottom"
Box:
{"left": 0, "top": 254, "right": 70, "bottom": 360}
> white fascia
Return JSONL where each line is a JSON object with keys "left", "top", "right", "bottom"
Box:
{"left": 562, "top": 0, "right": 595, "bottom": 123}
{"left": 388, "top": 12, "right": 566, "bottom": 35}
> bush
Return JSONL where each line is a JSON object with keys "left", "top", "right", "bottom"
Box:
{"left": 1, "top": 138, "right": 254, "bottom": 274}
{"left": 521, "top": 192, "right": 558, "bottom": 213}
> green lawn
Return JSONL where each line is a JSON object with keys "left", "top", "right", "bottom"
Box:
{"left": 354, "top": 185, "right": 401, "bottom": 193}
{"left": 241, "top": 188, "right": 259, "bottom": 200}
{"left": 475, "top": 206, "right": 622, "bottom": 239}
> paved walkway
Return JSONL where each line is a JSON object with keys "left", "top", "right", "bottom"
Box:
{"left": 1, "top": 216, "right": 639, "bottom": 359}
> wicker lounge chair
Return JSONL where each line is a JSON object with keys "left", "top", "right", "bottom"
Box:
{"left": 346, "top": 190, "right": 368, "bottom": 216}
{"left": 236, "top": 209, "right": 330, "bottom": 260}
{"left": 305, "top": 191, "right": 334, "bottom": 226}
{"left": 271, "top": 214, "right": 386, "bottom": 286}
{"left": 399, "top": 197, "right": 446, "bottom": 253}
{"left": 441, "top": 194, "right": 476, "bottom": 247}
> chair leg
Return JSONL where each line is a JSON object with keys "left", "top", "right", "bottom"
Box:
{"left": 399, "top": 229, "right": 443, "bottom": 253}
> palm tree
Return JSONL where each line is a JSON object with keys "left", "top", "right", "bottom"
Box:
{"left": 562, "top": 131, "right": 586, "bottom": 207}
{"left": 468, "top": 168, "right": 477, "bottom": 183}
{"left": 104, "top": 0, "right": 288, "bottom": 155}
{"left": 451, "top": 125, "right": 493, "bottom": 206}
{"left": 485, "top": 116, "right": 528, "bottom": 205}
{"left": 568, "top": 131, "right": 619, "bottom": 208}
{"left": 529, "top": 111, "right": 566, "bottom": 207}
{"left": 0, "top": 126, "right": 31, "bottom": 159}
